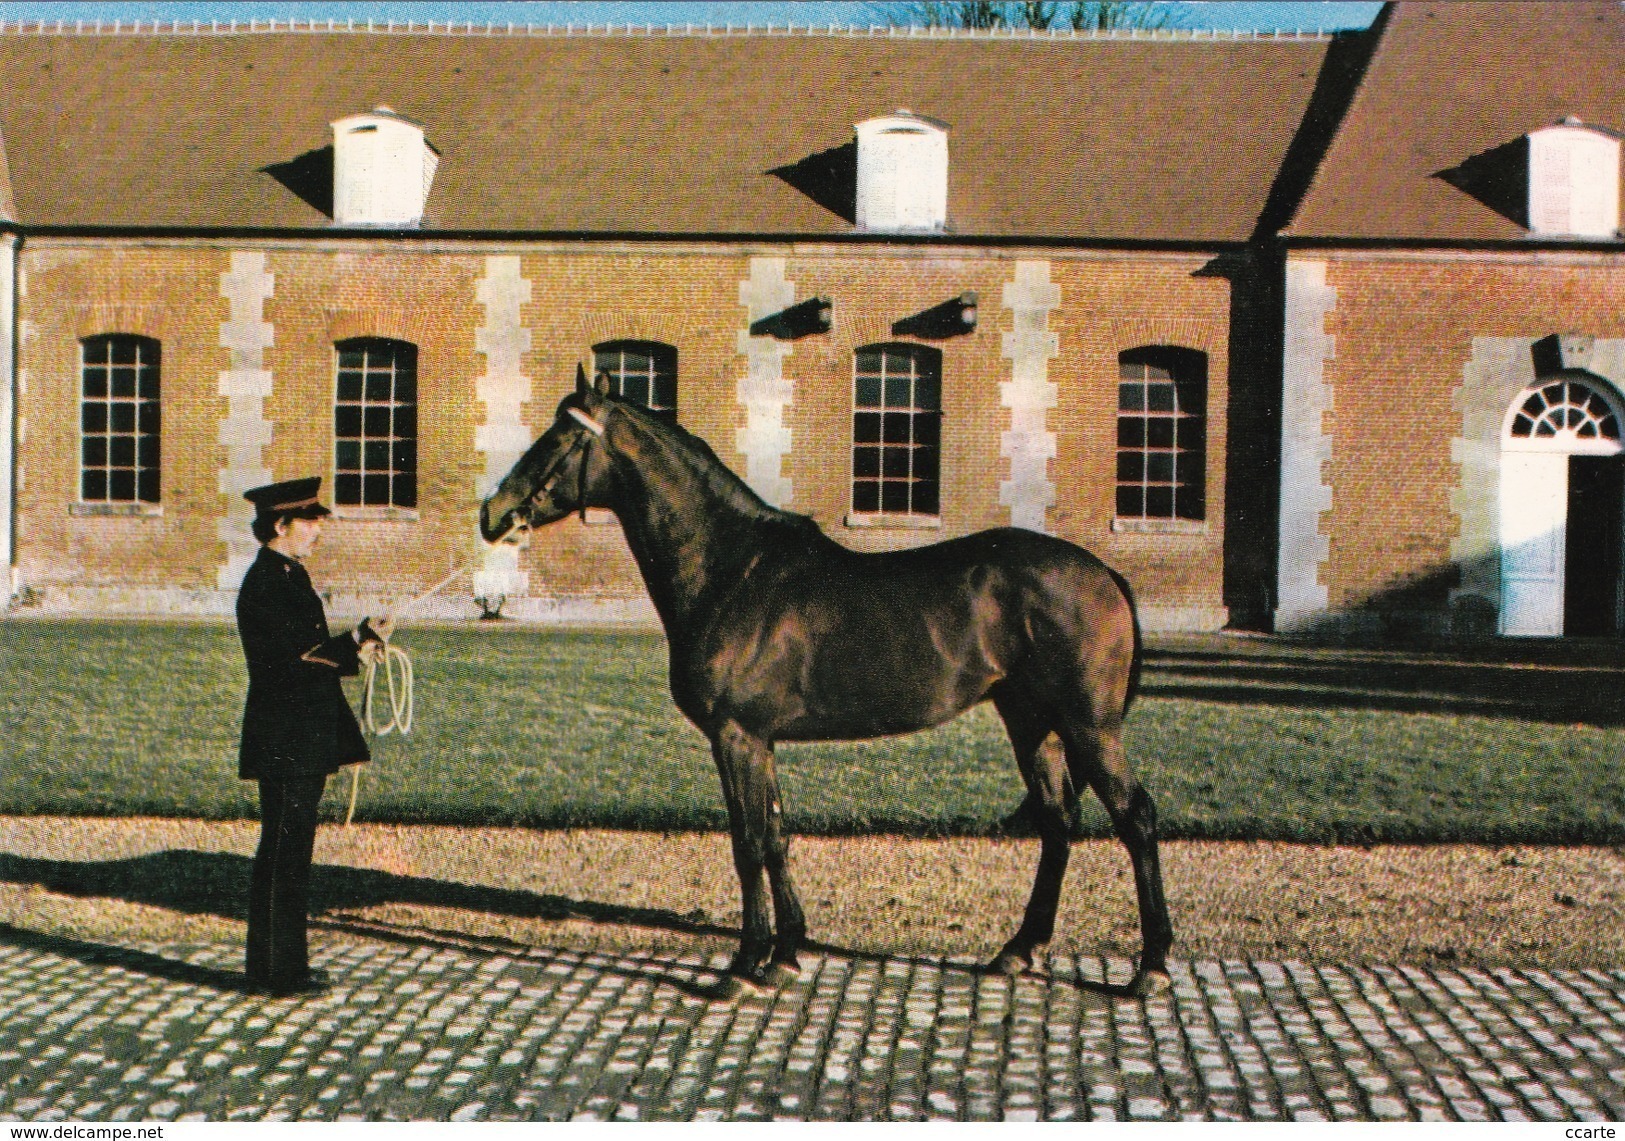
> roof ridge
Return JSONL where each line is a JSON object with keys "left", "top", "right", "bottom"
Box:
{"left": 0, "top": 16, "right": 1337, "bottom": 42}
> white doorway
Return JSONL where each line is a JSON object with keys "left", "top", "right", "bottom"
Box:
{"left": 1499, "top": 375, "right": 1625, "bottom": 636}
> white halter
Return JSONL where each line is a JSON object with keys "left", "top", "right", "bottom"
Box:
{"left": 567, "top": 407, "right": 607, "bottom": 436}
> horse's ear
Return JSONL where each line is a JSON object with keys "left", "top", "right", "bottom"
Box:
{"left": 575, "top": 362, "right": 589, "bottom": 394}
{"left": 594, "top": 369, "right": 612, "bottom": 398}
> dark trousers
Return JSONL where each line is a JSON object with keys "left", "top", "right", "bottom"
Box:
{"left": 246, "top": 774, "right": 326, "bottom": 986}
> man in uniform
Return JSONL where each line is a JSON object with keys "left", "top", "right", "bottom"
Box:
{"left": 236, "top": 477, "right": 391, "bottom": 997}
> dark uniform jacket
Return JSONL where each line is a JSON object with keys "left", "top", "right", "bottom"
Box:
{"left": 236, "top": 545, "right": 370, "bottom": 780}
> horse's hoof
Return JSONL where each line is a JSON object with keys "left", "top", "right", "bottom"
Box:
{"left": 1130, "top": 968, "right": 1173, "bottom": 998}
{"left": 988, "top": 951, "right": 1030, "bottom": 977}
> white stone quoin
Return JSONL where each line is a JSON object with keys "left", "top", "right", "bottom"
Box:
{"left": 736, "top": 257, "right": 797, "bottom": 508}
{"left": 1275, "top": 258, "right": 1336, "bottom": 630}
{"left": 332, "top": 106, "right": 439, "bottom": 227}
{"left": 216, "top": 251, "right": 276, "bottom": 591}
{"left": 999, "top": 261, "right": 1060, "bottom": 532}
{"left": 854, "top": 112, "right": 949, "bottom": 232}
{"left": 473, "top": 254, "right": 534, "bottom": 600}
{"left": 1528, "top": 119, "right": 1621, "bottom": 238}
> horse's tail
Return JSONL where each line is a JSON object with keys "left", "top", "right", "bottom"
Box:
{"left": 1105, "top": 565, "right": 1143, "bottom": 715}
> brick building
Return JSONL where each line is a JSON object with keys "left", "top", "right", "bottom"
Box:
{"left": 0, "top": 4, "right": 1620, "bottom": 638}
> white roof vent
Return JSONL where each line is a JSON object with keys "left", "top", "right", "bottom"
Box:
{"left": 1528, "top": 118, "right": 1620, "bottom": 238}
{"left": 854, "top": 111, "right": 949, "bottom": 233}
{"left": 332, "top": 105, "right": 439, "bottom": 227}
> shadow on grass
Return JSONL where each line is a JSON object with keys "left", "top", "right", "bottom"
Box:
{"left": 1143, "top": 639, "right": 1625, "bottom": 726}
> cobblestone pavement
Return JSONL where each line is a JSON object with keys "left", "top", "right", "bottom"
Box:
{"left": 0, "top": 935, "right": 1622, "bottom": 1122}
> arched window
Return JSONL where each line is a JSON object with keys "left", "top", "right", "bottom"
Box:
{"left": 334, "top": 337, "right": 417, "bottom": 508}
{"left": 852, "top": 343, "right": 942, "bottom": 516}
{"left": 1116, "top": 347, "right": 1206, "bottom": 522}
{"left": 80, "top": 334, "right": 160, "bottom": 504}
{"left": 1507, "top": 375, "right": 1622, "bottom": 451}
{"left": 593, "top": 340, "right": 677, "bottom": 421}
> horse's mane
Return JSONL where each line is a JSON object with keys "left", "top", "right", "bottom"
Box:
{"left": 608, "top": 398, "right": 824, "bottom": 540}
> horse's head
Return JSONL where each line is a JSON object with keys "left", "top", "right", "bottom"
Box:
{"left": 479, "top": 367, "right": 617, "bottom": 544}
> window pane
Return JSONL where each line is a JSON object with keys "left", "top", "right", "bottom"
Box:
{"left": 1119, "top": 383, "right": 1145, "bottom": 412}
{"left": 365, "top": 372, "right": 392, "bottom": 402}
{"left": 913, "top": 414, "right": 940, "bottom": 448}
{"left": 1147, "top": 452, "right": 1175, "bottom": 483}
{"left": 914, "top": 445, "right": 940, "bottom": 485}
{"left": 336, "top": 440, "right": 361, "bottom": 471}
{"left": 1117, "top": 486, "right": 1143, "bottom": 517}
{"left": 83, "top": 470, "right": 107, "bottom": 500}
{"left": 110, "top": 404, "right": 136, "bottom": 433}
{"left": 335, "top": 406, "right": 363, "bottom": 438}
{"left": 855, "top": 375, "right": 882, "bottom": 408}
{"left": 337, "top": 371, "right": 363, "bottom": 402}
{"left": 882, "top": 446, "right": 911, "bottom": 478}
{"left": 884, "top": 375, "right": 912, "bottom": 408}
{"left": 363, "top": 473, "right": 390, "bottom": 504}
{"left": 881, "top": 481, "right": 910, "bottom": 513}
{"left": 854, "top": 413, "right": 881, "bottom": 444}
{"left": 1118, "top": 419, "right": 1145, "bottom": 448}
{"left": 393, "top": 473, "right": 417, "bottom": 508}
{"left": 852, "top": 481, "right": 879, "bottom": 513}
{"left": 111, "top": 368, "right": 137, "bottom": 398}
{"left": 137, "top": 402, "right": 160, "bottom": 434}
{"left": 334, "top": 473, "right": 362, "bottom": 505}
{"left": 1146, "top": 383, "right": 1176, "bottom": 413}
{"left": 913, "top": 482, "right": 940, "bottom": 516}
{"left": 1146, "top": 419, "right": 1175, "bottom": 448}
{"left": 110, "top": 338, "right": 137, "bottom": 365}
{"left": 137, "top": 365, "right": 160, "bottom": 400}
{"left": 82, "top": 404, "right": 108, "bottom": 433}
{"left": 881, "top": 412, "right": 912, "bottom": 444}
{"left": 110, "top": 436, "right": 135, "bottom": 467}
{"left": 1117, "top": 452, "right": 1142, "bottom": 482}
{"left": 137, "top": 435, "right": 160, "bottom": 467}
{"left": 394, "top": 371, "right": 417, "bottom": 405}
{"left": 622, "top": 375, "right": 650, "bottom": 406}
{"left": 392, "top": 440, "right": 416, "bottom": 473}
{"left": 1146, "top": 486, "right": 1174, "bottom": 518}
{"left": 82, "top": 437, "right": 107, "bottom": 467}
{"left": 914, "top": 372, "right": 940, "bottom": 411}
{"left": 137, "top": 469, "right": 160, "bottom": 503}
{"left": 393, "top": 405, "right": 417, "bottom": 440}
{"left": 363, "top": 406, "right": 391, "bottom": 437}
{"left": 364, "top": 440, "right": 390, "bottom": 470}
{"left": 109, "top": 470, "right": 136, "bottom": 501}
{"left": 84, "top": 369, "right": 108, "bottom": 399}
{"left": 853, "top": 446, "right": 880, "bottom": 478}
{"left": 337, "top": 346, "right": 364, "bottom": 370}
{"left": 83, "top": 339, "right": 111, "bottom": 366}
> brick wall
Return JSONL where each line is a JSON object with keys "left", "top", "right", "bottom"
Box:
{"left": 13, "top": 239, "right": 1235, "bottom": 628}
{"left": 1317, "top": 253, "right": 1625, "bottom": 624}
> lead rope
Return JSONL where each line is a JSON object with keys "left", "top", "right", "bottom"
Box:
{"left": 345, "top": 518, "right": 529, "bottom": 825}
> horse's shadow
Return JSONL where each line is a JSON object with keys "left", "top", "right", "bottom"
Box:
{"left": 0, "top": 849, "right": 1132, "bottom": 1000}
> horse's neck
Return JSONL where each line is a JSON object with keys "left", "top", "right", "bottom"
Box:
{"left": 605, "top": 418, "right": 784, "bottom": 629}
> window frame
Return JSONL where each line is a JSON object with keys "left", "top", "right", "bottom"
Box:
{"left": 332, "top": 337, "right": 419, "bottom": 515}
{"left": 592, "top": 340, "right": 678, "bottom": 422}
{"left": 77, "top": 333, "right": 161, "bottom": 512}
{"left": 846, "top": 342, "right": 944, "bottom": 527}
{"left": 1113, "top": 346, "right": 1207, "bottom": 529}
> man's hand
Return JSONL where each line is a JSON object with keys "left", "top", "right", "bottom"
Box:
{"left": 356, "top": 616, "right": 395, "bottom": 644}
{"left": 359, "top": 640, "right": 386, "bottom": 667}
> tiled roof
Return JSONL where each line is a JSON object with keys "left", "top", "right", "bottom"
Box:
{"left": 1286, "top": 2, "right": 1625, "bottom": 242}
{"left": 0, "top": 27, "right": 1329, "bottom": 243}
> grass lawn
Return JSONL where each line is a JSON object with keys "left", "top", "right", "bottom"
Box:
{"left": 2, "top": 620, "right": 1622, "bottom": 844}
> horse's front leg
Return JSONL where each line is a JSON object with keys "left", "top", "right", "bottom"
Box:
{"left": 711, "top": 719, "right": 805, "bottom": 987}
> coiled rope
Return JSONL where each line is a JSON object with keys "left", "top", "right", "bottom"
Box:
{"left": 343, "top": 519, "right": 528, "bottom": 825}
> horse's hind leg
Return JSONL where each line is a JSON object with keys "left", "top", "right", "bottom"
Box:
{"left": 1063, "top": 722, "right": 1174, "bottom": 992}
{"left": 710, "top": 719, "right": 805, "bottom": 987}
{"left": 989, "top": 687, "right": 1076, "bottom": 977}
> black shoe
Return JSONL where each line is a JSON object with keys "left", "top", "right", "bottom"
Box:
{"left": 248, "top": 973, "right": 331, "bottom": 998}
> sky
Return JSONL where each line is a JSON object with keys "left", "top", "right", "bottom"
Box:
{"left": 0, "top": 2, "right": 1385, "bottom": 33}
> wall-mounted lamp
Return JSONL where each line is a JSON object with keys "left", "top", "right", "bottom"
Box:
{"left": 750, "top": 296, "right": 833, "bottom": 340}
{"left": 892, "top": 291, "right": 977, "bottom": 339}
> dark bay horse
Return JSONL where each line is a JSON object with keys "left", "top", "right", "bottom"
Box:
{"left": 481, "top": 370, "right": 1173, "bottom": 994}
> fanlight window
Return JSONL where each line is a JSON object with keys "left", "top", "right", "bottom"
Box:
{"left": 1508, "top": 377, "right": 1622, "bottom": 449}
